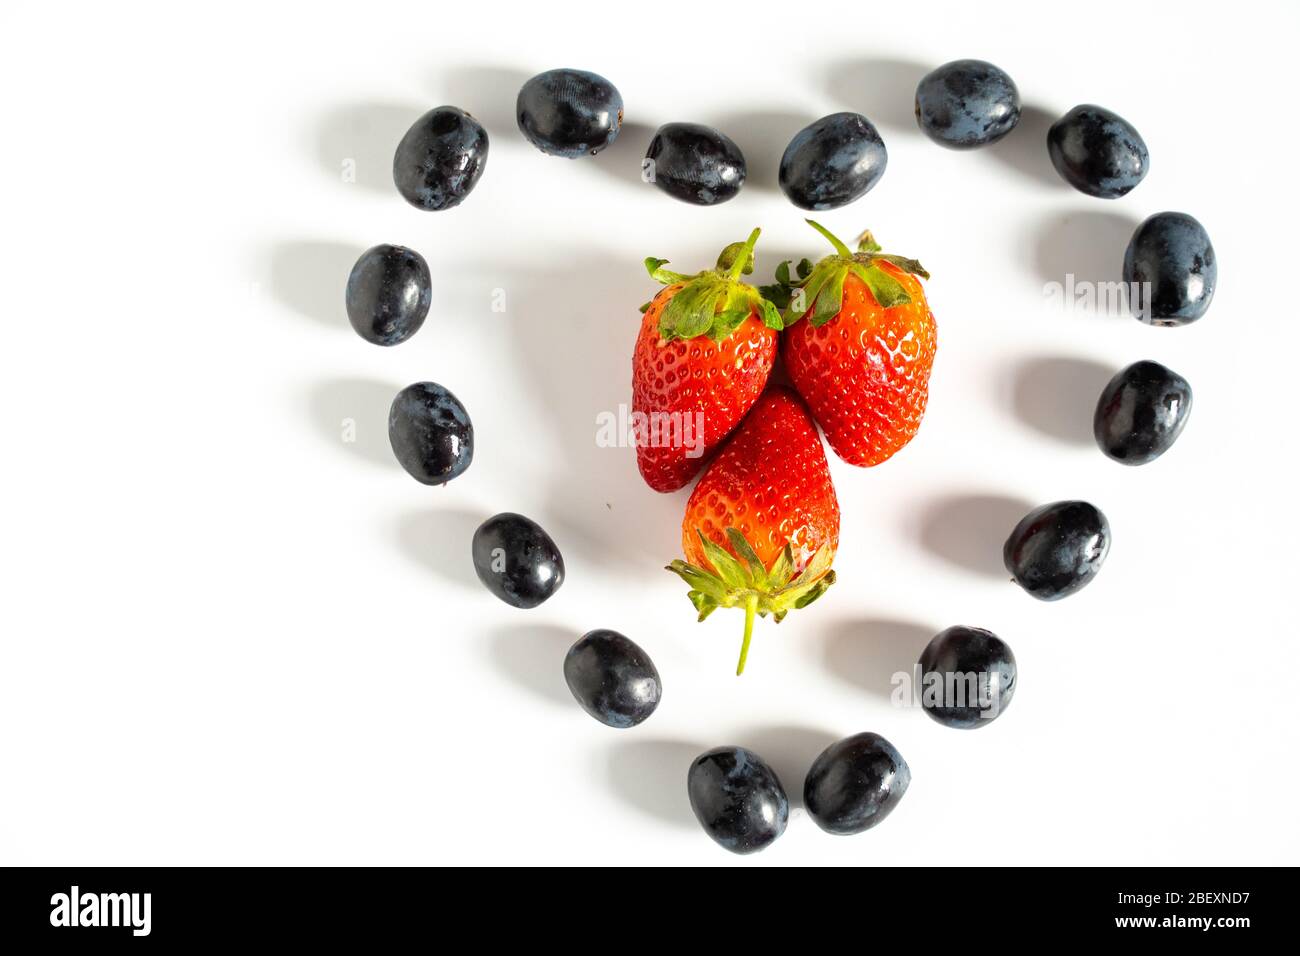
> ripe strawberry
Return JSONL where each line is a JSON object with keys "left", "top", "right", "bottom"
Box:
{"left": 633, "top": 229, "right": 783, "bottom": 492}
{"left": 668, "top": 387, "right": 840, "bottom": 675}
{"left": 769, "top": 220, "right": 936, "bottom": 467}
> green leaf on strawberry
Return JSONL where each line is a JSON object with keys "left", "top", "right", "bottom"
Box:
{"left": 768, "top": 220, "right": 930, "bottom": 328}
{"left": 644, "top": 228, "right": 786, "bottom": 343}
{"left": 758, "top": 258, "right": 811, "bottom": 310}
{"left": 667, "top": 529, "right": 837, "bottom": 675}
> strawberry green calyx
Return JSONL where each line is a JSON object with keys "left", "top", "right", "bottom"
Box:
{"left": 643, "top": 228, "right": 784, "bottom": 343}
{"left": 763, "top": 219, "right": 930, "bottom": 328}
{"left": 666, "top": 528, "right": 836, "bottom": 675}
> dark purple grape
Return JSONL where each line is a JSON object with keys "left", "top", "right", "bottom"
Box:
{"left": 1123, "top": 212, "right": 1216, "bottom": 325}
{"left": 516, "top": 68, "right": 622, "bottom": 158}
{"left": 919, "top": 626, "right": 1017, "bottom": 729}
{"left": 1046, "top": 104, "right": 1148, "bottom": 198}
{"left": 687, "top": 746, "right": 787, "bottom": 854}
{"left": 388, "top": 382, "right": 472, "bottom": 485}
{"left": 1004, "top": 501, "right": 1110, "bottom": 600}
{"left": 779, "top": 112, "right": 886, "bottom": 210}
{"left": 1094, "top": 361, "right": 1192, "bottom": 464}
{"left": 563, "top": 630, "right": 660, "bottom": 728}
{"left": 472, "top": 513, "right": 565, "bottom": 609}
{"left": 644, "top": 122, "right": 746, "bottom": 205}
{"left": 803, "top": 733, "right": 909, "bottom": 835}
{"left": 345, "top": 244, "right": 431, "bottom": 346}
{"left": 392, "top": 106, "right": 488, "bottom": 211}
{"left": 914, "top": 59, "right": 1020, "bottom": 148}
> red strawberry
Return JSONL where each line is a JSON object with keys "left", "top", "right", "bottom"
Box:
{"left": 771, "top": 220, "right": 936, "bottom": 467}
{"left": 668, "top": 387, "right": 840, "bottom": 674}
{"left": 632, "top": 229, "right": 783, "bottom": 492}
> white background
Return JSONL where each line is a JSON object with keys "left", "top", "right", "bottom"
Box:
{"left": 2, "top": 0, "right": 1297, "bottom": 866}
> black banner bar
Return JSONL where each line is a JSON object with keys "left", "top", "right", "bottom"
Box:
{"left": 0, "top": 866, "right": 1287, "bottom": 943}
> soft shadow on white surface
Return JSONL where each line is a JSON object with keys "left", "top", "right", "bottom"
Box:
{"left": 918, "top": 493, "right": 1035, "bottom": 578}
{"left": 270, "top": 240, "right": 361, "bottom": 330}
{"left": 820, "top": 618, "right": 936, "bottom": 702}
{"left": 487, "top": 622, "right": 575, "bottom": 706}
{"left": 394, "top": 507, "right": 486, "bottom": 592}
{"left": 823, "top": 57, "right": 930, "bottom": 133}
{"left": 734, "top": 724, "right": 839, "bottom": 809}
{"left": 590, "top": 121, "right": 658, "bottom": 192}
{"left": 606, "top": 725, "right": 840, "bottom": 826}
{"left": 986, "top": 104, "right": 1072, "bottom": 191}
{"left": 710, "top": 109, "right": 819, "bottom": 194}
{"left": 605, "top": 738, "right": 703, "bottom": 828}
{"left": 451, "top": 254, "right": 685, "bottom": 572}
{"left": 436, "top": 66, "right": 532, "bottom": 138}
{"left": 307, "top": 377, "right": 399, "bottom": 469}
{"left": 316, "top": 101, "right": 422, "bottom": 194}
{"left": 1009, "top": 355, "right": 1114, "bottom": 446}
{"left": 1033, "top": 208, "right": 1141, "bottom": 289}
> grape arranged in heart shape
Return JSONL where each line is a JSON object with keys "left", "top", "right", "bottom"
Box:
{"left": 319, "top": 57, "right": 1213, "bottom": 856}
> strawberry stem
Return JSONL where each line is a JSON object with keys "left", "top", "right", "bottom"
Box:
{"left": 736, "top": 593, "right": 757, "bottom": 676}
{"left": 805, "top": 219, "right": 853, "bottom": 259}
{"left": 666, "top": 529, "right": 837, "bottom": 676}
{"left": 726, "top": 228, "right": 762, "bottom": 282}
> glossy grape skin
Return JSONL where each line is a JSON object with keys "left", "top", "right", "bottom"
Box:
{"left": 779, "top": 112, "right": 887, "bottom": 210}
{"left": 1003, "top": 501, "right": 1110, "bottom": 600}
{"left": 919, "top": 627, "right": 1017, "bottom": 729}
{"left": 516, "top": 68, "right": 623, "bottom": 157}
{"left": 1046, "top": 104, "right": 1148, "bottom": 198}
{"left": 914, "top": 59, "right": 1020, "bottom": 148}
{"left": 687, "top": 747, "right": 788, "bottom": 854}
{"left": 1094, "top": 361, "right": 1192, "bottom": 465}
{"left": 803, "top": 733, "right": 910, "bottom": 835}
{"left": 644, "top": 122, "right": 746, "bottom": 205}
{"left": 344, "top": 244, "right": 431, "bottom": 346}
{"left": 387, "top": 382, "right": 473, "bottom": 485}
{"left": 392, "top": 106, "right": 489, "bottom": 211}
{"left": 563, "top": 630, "right": 661, "bottom": 729}
{"left": 1123, "top": 212, "right": 1216, "bottom": 326}
{"left": 472, "top": 513, "right": 565, "bottom": 609}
